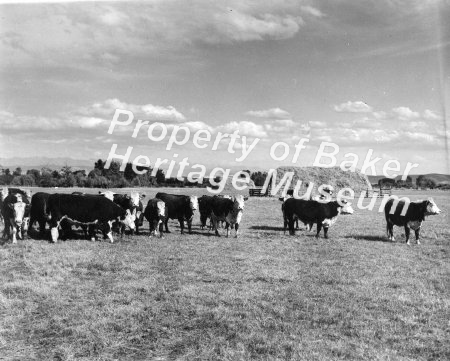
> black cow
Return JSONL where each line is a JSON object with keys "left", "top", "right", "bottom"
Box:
{"left": 384, "top": 197, "right": 441, "bottom": 245}
{"left": 198, "top": 195, "right": 215, "bottom": 230}
{"left": 155, "top": 192, "right": 198, "bottom": 234}
{"left": 144, "top": 198, "right": 167, "bottom": 237}
{"left": 1, "top": 193, "right": 27, "bottom": 243}
{"left": 29, "top": 192, "right": 51, "bottom": 238}
{"left": 284, "top": 198, "right": 354, "bottom": 238}
{"left": 46, "top": 194, "right": 135, "bottom": 243}
{"left": 209, "top": 195, "right": 248, "bottom": 237}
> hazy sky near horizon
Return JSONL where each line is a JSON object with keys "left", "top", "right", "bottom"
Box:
{"left": 0, "top": 0, "right": 449, "bottom": 176}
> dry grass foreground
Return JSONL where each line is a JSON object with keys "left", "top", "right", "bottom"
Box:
{"left": 1, "top": 188, "right": 449, "bottom": 360}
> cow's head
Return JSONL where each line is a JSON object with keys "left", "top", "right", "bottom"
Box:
{"left": 233, "top": 195, "right": 247, "bottom": 211}
{"left": 99, "top": 191, "right": 115, "bottom": 201}
{"left": 9, "top": 194, "right": 26, "bottom": 226}
{"left": 189, "top": 195, "right": 198, "bottom": 211}
{"left": 339, "top": 200, "right": 354, "bottom": 215}
{"left": 120, "top": 209, "right": 136, "bottom": 230}
{"left": 156, "top": 200, "right": 166, "bottom": 218}
{"left": 130, "top": 192, "right": 140, "bottom": 207}
{"left": 22, "top": 217, "right": 30, "bottom": 232}
{"left": 425, "top": 198, "right": 440, "bottom": 216}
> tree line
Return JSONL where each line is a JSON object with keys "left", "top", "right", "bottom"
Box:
{"left": 0, "top": 161, "right": 269, "bottom": 188}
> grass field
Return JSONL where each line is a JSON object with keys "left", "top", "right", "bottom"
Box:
{"left": 1, "top": 188, "right": 449, "bottom": 360}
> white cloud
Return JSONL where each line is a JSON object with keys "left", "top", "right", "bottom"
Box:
{"left": 0, "top": 1, "right": 325, "bottom": 68}
{"left": 423, "top": 109, "right": 441, "bottom": 120}
{"left": 245, "top": 107, "right": 291, "bottom": 119}
{"left": 392, "top": 106, "right": 420, "bottom": 120}
{"left": 80, "top": 98, "right": 186, "bottom": 122}
{"left": 218, "top": 121, "right": 267, "bottom": 138}
{"left": 334, "top": 101, "right": 373, "bottom": 113}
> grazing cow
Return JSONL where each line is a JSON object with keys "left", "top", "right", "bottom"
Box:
{"left": 385, "top": 197, "right": 441, "bottom": 245}
{"left": 1, "top": 193, "right": 27, "bottom": 243}
{"left": 284, "top": 198, "right": 354, "bottom": 238}
{"left": 29, "top": 192, "right": 51, "bottom": 237}
{"left": 210, "top": 195, "right": 248, "bottom": 237}
{"left": 155, "top": 192, "right": 198, "bottom": 234}
{"left": 144, "top": 198, "right": 167, "bottom": 237}
{"left": 46, "top": 194, "right": 135, "bottom": 243}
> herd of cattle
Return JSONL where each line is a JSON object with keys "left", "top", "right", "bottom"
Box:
{"left": 0, "top": 186, "right": 441, "bottom": 246}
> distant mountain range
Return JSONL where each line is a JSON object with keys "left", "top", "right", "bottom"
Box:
{"left": 0, "top": 157, "right": 95, "bottom": 171}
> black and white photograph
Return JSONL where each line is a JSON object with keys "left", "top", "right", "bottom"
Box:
{"left": 0, "top": 0, "right": 449, "bottom": 359}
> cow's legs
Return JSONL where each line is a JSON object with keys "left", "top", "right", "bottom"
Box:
{"left": 234, "top": 223, "right": 239, "bottom": 238}
{"left": 212, "top": 218, "right": 220, "bottom": 237}
{"left": 415, "top": 228, "right": 421, "bottom": 245}
{"left": 187, "top": 219, "right": 192, "bottom": 234}
{"left": 295, "top": 219, "right": 299, "bottom": 230}
{"left": 11, "top": 225, "right": 17, "bottom": 244}
{"left": 323, "top": 226, "right": 329, "bottom": 239}
{"left": 225, "top": 222, "right": 230, "bottom": 237}
{"left": 164, "top": 219, "right": 170, "bottom": 233}
{"left": 179, "top": 217, "right": 185, "bottom": 234}
{"left": 386, "top": 222, "right": 395, "bottom": 241}
{"left": 405, "top": 226, "right": 411, "bottom": 245}
{"left": 315, "top": 223, "right": 322, "bottom": 238}
{"left": 288, "top": 216, "right": 295, "bottom": 236}
{"left": 105, "top": 221, "right": 114, "bottom": 243}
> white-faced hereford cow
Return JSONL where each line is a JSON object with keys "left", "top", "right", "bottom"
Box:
{"left": 384, "top": 197, "right": 440, "bottom": 245}
{"left": 1, "top": 193, "right": 27, "bottom": 243}
{"left": 99, "top": 191, "right": 145, "bottom": 234}
{"left": 1, "top": 188, "right": 31, "bottom": 241}
{"left": 210, "top": 195, "right": 248, "bottom": 237}
{"left": 46, "top": 194, "right": 135, "bottom": 243}
{"left": 144, "top": 198, "right": 167, "bottom": 237}
{"left": 284, "top": 198, "right": 354, "bottom": 238}
{"left": 155, "top": 192, "right": 198, "bottom": 234}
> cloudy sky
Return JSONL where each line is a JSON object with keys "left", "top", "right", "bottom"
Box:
{"left": 0, "top": 0, "right": 449, "bottom": 176}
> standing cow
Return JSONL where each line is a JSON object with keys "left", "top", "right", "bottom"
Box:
{"left": 144, "top": 198, "right": 167, "bottom": 237}
{"left": 284, "top": 198, "right": 354, "bottom": 238}
{"left": 155, "top": 192, "right": 198, "bottom": 234}
{"left": 384, "top": 197, "right": 440, "bottom": 245}
{"left": 1, "top": 193, "right": 27, "bottom": 243}
{"left": 210, "top": 195, "right": 248, "bottom": 237}
{"left": 1, "top": 188, "right": 31, "bottom": 240}
{"left": 29, "top": 192, "right": 51, "bottom": 238}
{"left": 46, "top": 194, "right": 135, "bottom": 243}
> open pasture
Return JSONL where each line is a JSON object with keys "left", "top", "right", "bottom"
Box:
{"left": 1, "top": 189, "right": 449, "bottom": 360}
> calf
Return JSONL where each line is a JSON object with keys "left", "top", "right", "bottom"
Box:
{"left": 284, "top": 198, "right": 354, "bottom": 238}
{"left": 155, "top": 192, "right": 198, "bottom": 234}
{"left": 46, "top": 194, "right": 135, "bottom": 243}
{"left": 385, "top": 197, "right": 440, "bottom": 245}
{"left": 210, "top": 195, "right": 248, "bottom": 237}
{"left": 144, "top": 198, "right": 167, "bottom": 237}
{"left": 1, "top": 193, "right": 27, "bottom": 243}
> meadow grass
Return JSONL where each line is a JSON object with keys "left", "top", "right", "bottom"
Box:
{"left": 1, "top": 190, "right": 449, "bottom": 360}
